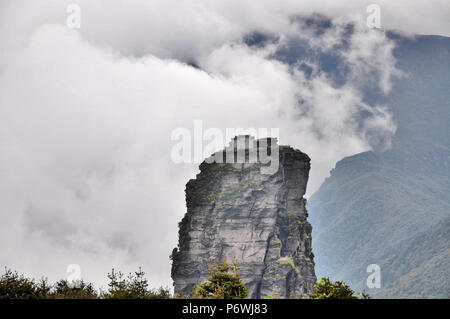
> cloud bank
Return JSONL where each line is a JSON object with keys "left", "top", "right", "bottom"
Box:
{"left": 0, "top": 0, "right": 444, "bottom": 289}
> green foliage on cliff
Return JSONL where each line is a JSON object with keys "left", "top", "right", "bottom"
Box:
{"left": 49, "top": 279, "right": 98, "bottom": 299}
{"left": 277, "top": 258, "right": 301, "bottom": 274}
{"left": 0, "top": 268, "right": 50, "bottom": 299}
{"left": 0, "top": 268, "right": 98, "bottom": 299}
{"left": 193, "top": 258, "right": 249, "bottom": 299}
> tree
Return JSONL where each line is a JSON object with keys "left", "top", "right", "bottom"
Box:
{"left": 309, "top": 277, "right": 370, "bottom": 299}
{"left": 0, "top": 268, "right": 44, "bottom": 299}
{"left": 48, "top": 279, "right": 98, "bottom": 299}
{"left": 0, "top": 266, "right": 171, "bottom": 299}
{"left": 103, "top": 267, "right": 171, "bottom": 299}
{"left": 193, "top": 258, "right": 248, "bottom": 299}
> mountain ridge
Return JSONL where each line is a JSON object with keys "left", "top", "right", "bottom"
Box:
{"left": 307, "top": 33, "right": 450, "bottom": 298}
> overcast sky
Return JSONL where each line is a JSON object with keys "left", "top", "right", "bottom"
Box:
{"left": 0, "top": 0, "right": 449, "bottom": 290}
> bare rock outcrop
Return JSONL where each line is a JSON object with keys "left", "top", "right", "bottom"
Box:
{"left": 171, "top": 136, "right": 316, "bottom": 298}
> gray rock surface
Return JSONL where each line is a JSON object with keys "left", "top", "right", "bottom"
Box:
{"left": 171, "top": 136, "right": 316, "bottom": 298}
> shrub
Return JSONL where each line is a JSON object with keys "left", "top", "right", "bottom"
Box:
{"left": 309, "top": 277, "right": 370, "bottom": 299}
{"left": 103, "top": 267, "right": 171, "bottom": 299}
{"left": 193, "top": 258, "right": 248, "bottom": 299}
{"left": 0, "top": 268, "right": 47, "bottom": 299}
{"left": 0, "top": 266, "right": 171, "bottom": 299}
{"left": 48, "top": 279, "right": 98, "bottom": 299}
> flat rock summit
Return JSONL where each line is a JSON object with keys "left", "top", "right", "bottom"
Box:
{"left": 171, "top": 136, "right": 316, "bottom": 298}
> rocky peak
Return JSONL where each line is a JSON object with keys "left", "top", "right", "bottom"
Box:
{"left": 171, "top": 136, "right": 316, "bottom": 298}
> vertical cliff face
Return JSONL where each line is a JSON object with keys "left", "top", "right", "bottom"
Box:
{"left": 171, "top": 136, "right": 316, "bottom": 298}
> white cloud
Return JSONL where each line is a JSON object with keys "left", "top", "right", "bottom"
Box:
{"left": 1, "top": 0, "right": 449, "bottom": 58}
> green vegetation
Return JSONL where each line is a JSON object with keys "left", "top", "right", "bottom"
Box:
{"left": 373, "top": 217, "right": 450, "bottom": 298}
{"left": 0, "top": 267, "right": 170, "bottom": 299}
{"left": 193, "top": 258, "right": 248, "bottom": 299}
{"left": 277, "top": 258, "right": 300, "bottom": 274}
{"left": 309, "top": 277, "right": 370, "bottom": 299}
{"left": 263, "top": 289, "right": 280, "bottom": 299}
{"left": 0, "top": 268, "right": 52, "bottom": 299}
{"left": 309, "top": 149, "right": 450, "bottom": 297}
{"left": 278, "top": 210, "right": 300, "bottom": 219}
{"left": 103, "top": 267, "right": 171, "bottom": 299}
